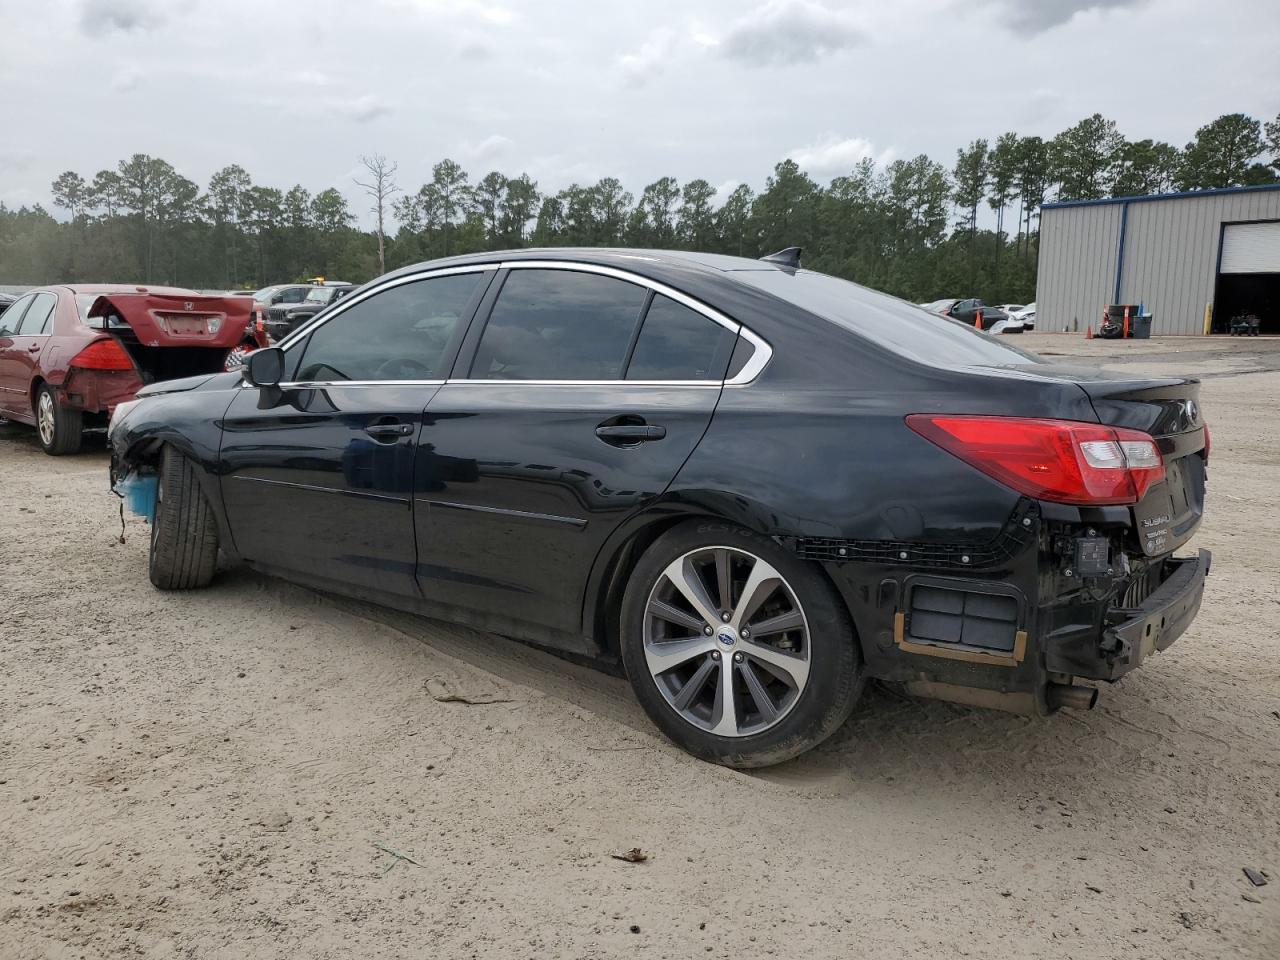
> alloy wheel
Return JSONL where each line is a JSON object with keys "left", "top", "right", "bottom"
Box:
{"left": 643, "top": 546, "right": 810, "bottom": 737}
{"left": 37, "top": 392, "right": 55, "bottom": 447}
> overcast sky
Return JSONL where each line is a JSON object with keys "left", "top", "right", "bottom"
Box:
{"left": 1, "top": 0, "right": 1277, "bottom": 223}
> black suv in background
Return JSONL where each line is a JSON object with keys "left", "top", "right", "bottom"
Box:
{"left": 263, "top": 284, "right": 356, "bottom": 341}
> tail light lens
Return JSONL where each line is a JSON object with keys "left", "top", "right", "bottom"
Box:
{"left": 906, "top": 415, "right": 1166, "bottom": 506}
{"left": 70, "top": 338, "right": 134, "bottom": 371}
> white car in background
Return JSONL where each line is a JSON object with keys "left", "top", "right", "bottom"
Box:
{"left": 997, "top": 303, "right": 1036, "bottom": 329}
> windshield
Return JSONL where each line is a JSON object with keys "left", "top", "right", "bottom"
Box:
{"left": 303, "top": 287, "right": 333, "bottom": 304}
{"left": 734, "top": 269, "right": 1041, "bottom": 367}
{"left": 252, "top": 285, "right": 282, "bottom": 300}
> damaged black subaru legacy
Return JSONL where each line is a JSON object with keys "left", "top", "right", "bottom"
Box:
{"left": 109, "top": 249, "right": 1210, "bottom": 767}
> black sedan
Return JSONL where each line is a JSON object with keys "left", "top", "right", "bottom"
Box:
{"left": 263, "top": 284, "right": 356, "bottom": 341}
{"left": 108, "top": 249, "right": 1210, "bottom": 767}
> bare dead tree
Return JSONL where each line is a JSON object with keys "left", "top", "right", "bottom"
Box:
{"left": 354, "top": 154, "right": 401, "bottom": 275}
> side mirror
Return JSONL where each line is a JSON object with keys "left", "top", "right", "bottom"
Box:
{"left": 244, "top": 346, "right": 285, "bottom": 387}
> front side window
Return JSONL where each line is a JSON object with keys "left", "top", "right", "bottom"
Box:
{"left": 16, "top": 293, "right": 56, "bottom": 335}
{"left": 293, "top": 272, "right": 485, "bottom": 382}
{"left": 627, "top": 294, "right": 734, "bottom": 381}
{"left": 281, "top": 287, "right": 309, "bottom": 303}
{"left": 470, "top": 269, "right": 648, "bottom": 380}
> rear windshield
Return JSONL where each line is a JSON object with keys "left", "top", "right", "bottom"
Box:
{"left": 734, "top": 270, "right": 1041, "bottom": 367}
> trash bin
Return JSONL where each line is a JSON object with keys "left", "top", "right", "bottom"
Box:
{"left": 1130, "top": 313, "right": 1153, "bottom": 339}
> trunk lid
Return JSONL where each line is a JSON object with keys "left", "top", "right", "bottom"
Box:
{"left": 86, "top": 293, "right": 252, "bottom": 385}
{"left": 971, "top": 361, "right": 1206, "bottom": 556}
{"left": 1074, "top": 373, "right": 1206, "bottom": 558}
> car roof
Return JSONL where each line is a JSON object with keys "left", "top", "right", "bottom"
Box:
{"left": 381, "top": 247, "right": 785, "bottom": 282}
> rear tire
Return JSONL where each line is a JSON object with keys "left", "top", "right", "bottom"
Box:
{"left": 149, "top": 446, "right": 219, "bottom": 590}
{"left": 35, "top": 384, "right": 82, "bottom": 456}
{"left": 620, "top": 520, "right": 863, "bottom": 768}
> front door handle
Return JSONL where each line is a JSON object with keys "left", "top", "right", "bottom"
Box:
{"left": 365, "top": 422, "right": 413, "bottom": 441}
{"left": 595, "top": 424, "right": 667, "bottom": 443}
{"left": 27, "top": 343, "right": 42, "bottom": 352}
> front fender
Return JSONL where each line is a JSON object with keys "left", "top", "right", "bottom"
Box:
{"left": 109, "top": 384, "right": 241, "bottom": 561}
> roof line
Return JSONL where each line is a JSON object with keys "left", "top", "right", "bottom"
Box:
{"left": 1042, "top": 182, "right": 1280, "bottom": 211}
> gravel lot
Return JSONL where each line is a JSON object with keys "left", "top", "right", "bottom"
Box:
{"left": 2, "top": 334, "right": 1277, "bottom": 959}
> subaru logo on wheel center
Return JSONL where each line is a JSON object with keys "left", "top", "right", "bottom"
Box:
{"left": 717, "top": 630, "right": 736, "bottom": 647}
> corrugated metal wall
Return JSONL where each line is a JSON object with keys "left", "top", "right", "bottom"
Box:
{"left": 1039, "top": 188, "right": 1280, "bottom": 335}
{"left": 1037, "top": 202, "right": 1123, "bottom": 333}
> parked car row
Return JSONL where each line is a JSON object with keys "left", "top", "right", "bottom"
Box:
{"left": 921, "top": 299, "right": 1029, "bottom": 335}
{"left": 0, "top": 285, "right": 261, "bottom": 454}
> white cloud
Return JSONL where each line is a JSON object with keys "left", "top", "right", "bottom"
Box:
{"left": 461, "top": 134, "right": 513, "bottom": 162}
{"left": 79, "top": 0, "right": 168, "bottom": 34}
{"left": 787, "top": 135, "right": 895, "bottom": 174}
{"left": 381, "top": 0, "right": 514, "bottom": 24}
{"left": 109, "top": 65, "right": 143, "bottom": 92}
{"left": 292, "top": 70, "right": 332, "bottom": 88}
{"left": 331, "top": 95, "right": 392, "bottom": 124}
{"left": 978, "top": 0, "right": 1148, "bottom": 35}
{"left": 713, "top": 179, "right": 742, "bottom": 203}
{"left": 716, "top": 0, "right": 865, "bottom": 66}
{"left": 617, "top": 29, "right": 678, "bottom": 84}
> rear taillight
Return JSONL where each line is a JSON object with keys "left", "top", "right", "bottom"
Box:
{"left": 70, "top": 338, "right": 134, "bottom": 371}
{"left": 1202, "top": 423, "right": 1210, "bottom": 464}
{"left": 906, "top": 415, "right": 1166, "bottom": 506}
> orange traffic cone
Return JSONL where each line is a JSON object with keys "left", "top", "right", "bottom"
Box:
{"left": 974, "top": 309, "right": 983, "bottom": 330}
{"left": 1122, "top": 305, "right": 1130, "bottom": 339}
{"left": 1085, "top": 324, "right": 1093, "bottom": 339}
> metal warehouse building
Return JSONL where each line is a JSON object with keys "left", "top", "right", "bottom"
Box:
{"left": 1038, "top": 183, "right": 1280, "bottom": 335}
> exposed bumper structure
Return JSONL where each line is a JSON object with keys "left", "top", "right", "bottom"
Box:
{"left": 1045, "top": 549, "right": 1210, "bottom": 682}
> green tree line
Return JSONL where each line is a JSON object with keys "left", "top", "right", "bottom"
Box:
{"left": 2, "top": 111, "right": 1277, "bottom": 305}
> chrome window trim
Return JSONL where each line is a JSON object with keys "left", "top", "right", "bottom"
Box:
{"left": 465, "top": 259, "right": 774, "bottom": 386}
{"left": 266, "top": 258, "right": 774, "bottom": 390}
{"left": 447, "top": 379, "right": 722, "bottom": 388}
{"left": 272, "top": 263, "right": 499, "bottom": 353}
{"left": 275, "top": 379, "right": 446, "bottom": 389}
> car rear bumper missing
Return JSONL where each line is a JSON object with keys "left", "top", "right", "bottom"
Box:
{"left": 1044, "top": 549, "right": 1210, "bottom": 682}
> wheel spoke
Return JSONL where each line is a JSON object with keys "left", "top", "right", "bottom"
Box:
{"left": 647, "top": 598, "right": 705, "bottom": 633}
{"left": 661, "top": 557, "right": 721, "bottom": 629}
{"left": 739, "top": 661, "right": 779, "bottom": 723}
{"left": 671, "top": 657, "right": 716, "bottom": 711}
{"left": 710, "top": 658, "right": 739, "bottom": 736}
{"left": 729, "top": 558, "right": 782, "bottom": 630}
{"left": 644, "top": 635, "right": 717, "bottom": 676}
{"left": 714, "top": 548, "right": 733, "bottom": 612}
{"left": 741, "top": 638, "right": 809, "bottom": 691}
{"left": 747, "top": 608, "right": 804, "bottom": 637}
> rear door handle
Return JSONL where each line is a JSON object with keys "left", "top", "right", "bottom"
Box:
{"left": 595, "top": 424, "right": 666, "bottom": 442}
{"left": 365, "top": 422, "right": 413, "bottom": 440}
{"left": 27, "top": 343, "right": 42, "bottom": 352}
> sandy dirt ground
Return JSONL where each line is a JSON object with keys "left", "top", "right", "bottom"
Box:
{"left": 1, "top": 334, "right": 1278, "bottom": 959}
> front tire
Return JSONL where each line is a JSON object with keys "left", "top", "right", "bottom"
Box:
{"left": 620, "top": 521, "right": 863, "bottom": 768}
{"left": 149, "top": 446, "right": 219, "bottom": 590}
{"left": 35, "top": 384, "right": 82, "bottom": 456}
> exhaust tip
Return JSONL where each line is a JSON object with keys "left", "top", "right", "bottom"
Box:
{"left": 1046, "top": 682, "right": 1099, "bottom": 711}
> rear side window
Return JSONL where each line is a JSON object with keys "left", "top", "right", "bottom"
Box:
{"left": 626, "top": 294, "right": 733, "bottom": 381}
{"left": 735, "top": 269, "right": 1040, "bottom": 367}
{"left": 471, "top": 269, "right": 648, "bottom": 380}
{"left": 15, "top": 293, "right": 56, "bottom": 335}
{"left": 293, "top": 273, "right": 484, "bottom": 382}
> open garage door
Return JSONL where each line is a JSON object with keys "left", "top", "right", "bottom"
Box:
{"left": 1216, "top": 221, "right": 1280, "bottom": 334}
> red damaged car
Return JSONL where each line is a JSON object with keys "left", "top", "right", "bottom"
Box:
{"left": 0, "top": 285, "right": 257, "bottom": 455}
